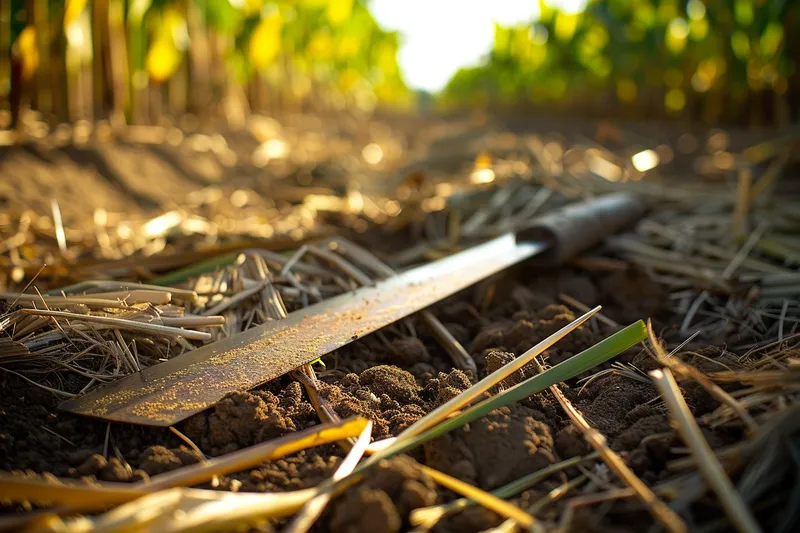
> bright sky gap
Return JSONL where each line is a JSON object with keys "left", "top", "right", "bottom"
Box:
{"left": 371, "top": 0, "right": 588, "bottom": 92}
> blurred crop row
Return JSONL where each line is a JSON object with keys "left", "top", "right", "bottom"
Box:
{"left": 1, "top": 0, "right": 410, "bottom": 128}
{"left": 441, "top": 0, "right": 799, "bottom": 126}
{"left": 2, "top": 1, "right": 798, "bottom": 129}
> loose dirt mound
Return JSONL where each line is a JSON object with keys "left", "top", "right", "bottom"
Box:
{"left": 1, "top": 237, "right": 795, "bottom": 532}
{"left": 329, "top": 456, "right": 437, "bottom": 533}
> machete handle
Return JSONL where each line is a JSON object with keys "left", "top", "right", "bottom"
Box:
{"left": 515, "top": 193, "right": 645, "bottom": 266}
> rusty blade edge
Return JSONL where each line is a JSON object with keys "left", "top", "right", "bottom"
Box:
{"left": 59, "top": 234, "right": 546, "bottom": 426}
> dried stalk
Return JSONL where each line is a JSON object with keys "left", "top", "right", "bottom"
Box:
{"left": 284, "top": 420, "right": 373, "bottom": 533}
{"left": 21, "top": 308, "right": 212, "bottom": 341}
{"left": 398, "top": 306, "right": 599, "bottom": 440}
{"left": 411, "top": 452, "right": 600, "bottom": 530}
{"left": 323, "top": 237, "right": 477, "bottom": 374}
{"left": 650, "top": 369, "right": 762, "bottom": 533}
{"left": 0, "top": 418, "right": 368, "bottom": 511}
{"left": 417, "top": 464, "right": 541, "bottom": 533}
{"left": 646, "top": 320, "right": 759, "bottom": 433}
{"left": 543, "top": 356, "right": 687, "bottom": 533}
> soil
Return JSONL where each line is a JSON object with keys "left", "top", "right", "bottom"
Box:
{"left": 1, "top": 258, "right": 755, "bottom": 533}
{"left": 1, "top": 114, "right": 789, "bottom": 532}
{"left": 328, "top": 456, "right": 438, "bottom": 533}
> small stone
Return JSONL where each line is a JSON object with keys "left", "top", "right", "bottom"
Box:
{"left": 98, "top": 458, "right": 132, "bottom": 482}
{"left": 76, "top": 454, "right": 107, "bottom": 476}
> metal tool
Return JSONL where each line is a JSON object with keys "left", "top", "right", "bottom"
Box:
{"left": 60, "top": 193, "right": 644, "bottom": 426}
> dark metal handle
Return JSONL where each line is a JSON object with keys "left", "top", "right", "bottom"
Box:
{"left": 515, "top": 193, "right": 645, "bottom": 266}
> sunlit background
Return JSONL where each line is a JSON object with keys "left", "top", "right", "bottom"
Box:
{"left": 1, "top": 0, "right": 796, "bottom": 128}
{"left": 372, "top": 0, "right": 587, "bottom": 92}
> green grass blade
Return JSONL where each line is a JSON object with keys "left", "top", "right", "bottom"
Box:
{"left": 398, "top": 305, "right": 601, "bottom": 440}
{"left": 148, "top": 253, "right": 237, "bottom": 286}
{"left": 355, "top": 320, "right": 646, "bottom": 473}
{"left": 462, "top": 319, "right": 647, "bottom": 415}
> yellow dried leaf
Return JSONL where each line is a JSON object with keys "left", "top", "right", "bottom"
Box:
{"left": 147, "top": 38, "right": 182, "bottom": 82}
{"left": 64, "top": 0, "right": 88, "bottom": 27}
{"left": 327, "top": 0, "right": 354, "bottom": 26}
{"left": 14, "top": 26, "right": 39, "bottom": 80}
{"left": 250, "top": 12, "right": 283, "bottom": 69}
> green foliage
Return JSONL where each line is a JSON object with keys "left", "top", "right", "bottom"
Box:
{"left": 355, "top": 320, "right": 648, "bottom": 472}
{"left": 440, "top": 0, "right": 797, "bottom": 120}
{"left": 193, "top": 0, "right": 412, "bottom": 108}
{"left": 7, "top": 0, "right": 410, "bottom": 112}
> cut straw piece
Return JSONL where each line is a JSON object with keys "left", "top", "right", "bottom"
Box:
{"left": 0, "top": 474, "right": 151, "bottom": 509}
{"left": 72, "top": 486, "right": 317, "bottom": 533}
{"left": 292, "top": 368, "right": 399, "bottom": 456}
{"left": 284, "top": 421, "right": 373, "bottom": 533}
{"left": 159, "top": 315, "right": 226, "bottom": 328}
{"left": 201, "top": 280, "right": 268, "bottom": 316}
{"left": 76, "top": 290, "right": 173, "bottom": 305}
{"left": 47, "top": 281, "right": 198, "bottom": 301}
{"left": 0, "top": 293, "right": 134, "bottom": 309}
{"left": 548, "top": 373, "right": 687, "bottom": 533}
{"left": 721, "top": 223, "right": 768, "bottom": 280}
{"left": 307, "top": 245, "right": 373, "bottom": 286}
{"left": 397, "top": 306, "right": 601, "bottom": 441}
{"left": 527, "top": 474, "right": 586, "bottom": 515}
{"left": 411, "top": 452, "right": 599, "bottom": 530}
{"left": 149, "top": 417, "right": 369, "bottom": 491}
{"left": 51, "top": 198, "right": 67, "bottom": 254}
{"left": 417, "top": 464, "right": 541, "bottom": 533}
{"left": 280, "top": 244, "right": 309, "bottom": 276}
{"left": 419, "top": 309, "right": 477, "bottom": 375}
{"left": 170, "top": 427, "right": 208, "bottom": 462}
{"left": 326, "top": 237, "right": 477, "bottom": 374}
{"left": 496, "top": 474, "right": 589, "bottom": 533}
{"left": 20, "top": 308, "right": 212, "bottom": 341}
{"left": 354, "top": 320, "right": 647, "bottom": 477}
{"left": 293, "top": 367, "right": 357, "bottom": 452}
{"left": 650, "top": 369, "right": 763, "bottom": 533}
{"left": 0, "top": 417, "right": 367, "bottom": 512}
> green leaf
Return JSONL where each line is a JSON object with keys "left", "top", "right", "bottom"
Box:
{"left": 354, "top": 320, "right": 647, "bottom": 473}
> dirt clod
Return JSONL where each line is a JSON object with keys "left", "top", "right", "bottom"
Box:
{"left": 139, "top": 446, "right": 183, "bottom": 476}
{"left": 358, "top": 365, "right": 421, "bottom": 403}
{"left": 76, "top": 454, "right": 107, "bottom": 477}
{"left": 471, "top": 305, "right": 597, "bottom": 366}
{"left": 423, "top": 369, "right": 473, "bottom": 406}
{"left": 330, "top": 456, "right": 436, "bottom": 533}
{"left": 331, "top": 488, "right": 402, "bottom": 533}
{"left": 98, "top": 458, "right": 132, "bottom": 482}
{"left": 187, "top": 387, "right": 315, "bottom": 454}
{"left": 484, "top": 350, "right": 536, "bottom": 390}
{"left": 434, "top": 506, "right": 503, "bottom": 533}
{"left": 555, "top": 425, "right": 590, "bottom": 459}
{"left": 391, "top": 337, "right": 431, "bottom": 366}
{"left": 425, "top": 403, "right": 555, "bottom": 490}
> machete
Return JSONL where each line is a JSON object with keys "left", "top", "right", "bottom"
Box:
{"left": 60, "top": 193, "right": 644, "bottom": 426}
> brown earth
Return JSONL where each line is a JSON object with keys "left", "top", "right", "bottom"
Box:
{"left": 0, "top": 262, "right": 752, "bottom": 532}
